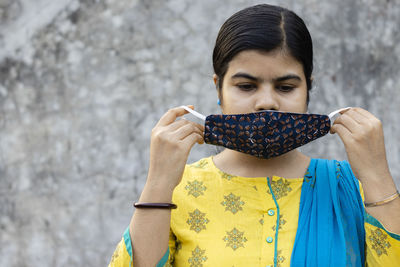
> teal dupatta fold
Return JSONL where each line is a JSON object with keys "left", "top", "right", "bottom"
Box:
{"left": 291, "top": 159, "right": 366, "bottom": 266}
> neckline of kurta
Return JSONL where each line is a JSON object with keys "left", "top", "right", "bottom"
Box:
{"left": 207, "top": 156, "right": 314, "bottom": 182}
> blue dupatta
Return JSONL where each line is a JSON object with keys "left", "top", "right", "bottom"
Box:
{"left": 291, "top": 159, "right": 366, "bottom": 266}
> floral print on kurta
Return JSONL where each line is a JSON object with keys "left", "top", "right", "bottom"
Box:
{"left": 223, "top": 228, "right": 248, "bottom": 250}
{"left": 186, "top": 209, "right": 209, "bottom": 233}
{"left": 188, "top": 246, "right": 208, "bottom": 267}
{"left": 185, "top": 180, "right": 207, "bottom": 198}
{"left": 221, "top": 193, "right": 245, "bottom": 214}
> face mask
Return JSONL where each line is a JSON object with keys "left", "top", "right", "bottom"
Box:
{"left": 181, "top": 106, "right": 349, "bottom": 159}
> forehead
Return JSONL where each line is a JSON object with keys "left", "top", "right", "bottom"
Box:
{"left": 226, "top": 49, "right": 305, "bottom": 79}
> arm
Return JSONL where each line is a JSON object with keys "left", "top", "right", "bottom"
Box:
{"left": 331, "top": 107, "right": 400, "bottom": 233}
{"left": 130, "top": 106, "right": 204, "bottom": 266}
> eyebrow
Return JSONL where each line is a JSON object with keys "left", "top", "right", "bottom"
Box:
{"left": 275, "top": 74, "right": 302, "bottom": 82}
{"left": 231, "top": 72, "right": 302, "bottom": 83}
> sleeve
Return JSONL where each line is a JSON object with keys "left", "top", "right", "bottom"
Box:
{"left": 357, "top": 181, "right": 400, "bottom": 266}
{"left": 365, "top": 213, "right": 400, "bottom": 266}
{"left": 108, "top": 227, "right": 176, "bottom": 267}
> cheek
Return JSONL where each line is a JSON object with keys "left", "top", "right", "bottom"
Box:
{"left": 224, "top": 87, "right": 251, "bottom": 104}
{"left": 285, "top": 88, "right": 308, "bottom": 112}
{"left": 221, "top": 85, "right": 236, "bottom": 103}
{"left": 221, "top": 87, "right": 250, "bottom": 113}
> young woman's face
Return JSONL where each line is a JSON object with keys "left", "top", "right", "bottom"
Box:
{"left": 217, "top": 49, "right": 308, "bottom": 115}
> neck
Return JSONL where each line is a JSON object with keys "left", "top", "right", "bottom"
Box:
{"left": 213, "top": 148, "right": 310, "bottom": 178}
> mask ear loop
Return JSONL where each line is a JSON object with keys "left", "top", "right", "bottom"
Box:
{"left": 181, "top": 105, "right": 206, "bottom": 121}
{"left": 328, "top": 107, "right": 352, "bottom": 123}
{"left": 182, "top": 105, "right": 352, "bottom": 124}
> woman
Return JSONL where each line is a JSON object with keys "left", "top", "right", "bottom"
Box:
{"left": 109, "top": 4, "right": 400, "bottom": 266}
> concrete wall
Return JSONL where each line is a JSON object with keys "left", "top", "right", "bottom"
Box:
{"left": 1, "top": 0, "right": 399, "bottom": 266}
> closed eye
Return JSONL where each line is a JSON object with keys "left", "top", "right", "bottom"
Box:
{"left": 237, "top": 83, "right": 257, "bottom": 91}
{"left": 276, "top": 85, "right": 295, "bottom": 92}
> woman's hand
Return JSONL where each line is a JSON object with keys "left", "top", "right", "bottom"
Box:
{"left": 330, "top": 107, "right": 392, "bottom": 184}
{"left": 331, "top": 108, "right": 400, "bottom": 234}
{"left": 146, "top": 105, "right": 204, "bottom": 192}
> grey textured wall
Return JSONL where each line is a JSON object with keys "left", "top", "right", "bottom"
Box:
{"left": 0, "top": 0, "right": 399, "bottom": 266}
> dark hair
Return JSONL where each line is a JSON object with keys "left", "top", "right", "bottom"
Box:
{"left": 212, "top": 4, "right": 313, "bottom": 104}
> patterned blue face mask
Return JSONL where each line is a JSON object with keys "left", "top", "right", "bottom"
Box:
{"left": 182, "top": 106, "right": 349, "bottom": 159}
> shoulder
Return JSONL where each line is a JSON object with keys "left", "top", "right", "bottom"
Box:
{"left": 312, "top": 158, "right": 353, "bottom": 173}
{"left": 182, "top": 156, "right": 217, "bottom": 180}
{"left": 315, "top": 157, "right": 362, "bottom": 193}
{"left": 311, "top": 158, "right": 358, "bottom": 184}
{"left": 186, "top": 157, "right": 212, "bottom": 170}
{"left": 173, "top": 156, "right": 218, "bottom": 198}
{"left": 172, "top": 156, "right": 221, "bottom": 215}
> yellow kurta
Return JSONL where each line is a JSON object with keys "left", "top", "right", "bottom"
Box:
{"left": 109, "top": 157, "right": 400, "bottom": 266}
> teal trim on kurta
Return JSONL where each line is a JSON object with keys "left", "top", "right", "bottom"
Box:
{"left": 123, "top": 226, "right": 133, "bottom": 267}
{"left": 267, "top": 177, "right": 280, "bottom": 267}
{"left": 365, "top": 213, "right": 400, "bottom": 241}
{"left": 123, "top": 226, "right": 170, "bottom": 267}
{"left": 123, "top": 226, "right": 133, "bottom": 257}
{"left": 156, "top": 248, "right": 170, "bottom": 267}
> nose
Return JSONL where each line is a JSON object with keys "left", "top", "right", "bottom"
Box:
{"left": 254, "top": 85, "right": 279, "bottom": 111}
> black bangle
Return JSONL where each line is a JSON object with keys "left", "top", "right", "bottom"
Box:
{"left": 133, "top": 202, "right": 177, "bottom": 209}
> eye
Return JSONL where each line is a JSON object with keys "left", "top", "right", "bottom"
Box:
{"left": 276, "top": 85, "right": 295, "bottom": 92}
{"left": 237, "top": 83, "right": 257, "bottom": 91}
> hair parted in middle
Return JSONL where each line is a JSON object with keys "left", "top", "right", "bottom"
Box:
{"left": 212, "top": 4, "right": 314, "bottom": 104}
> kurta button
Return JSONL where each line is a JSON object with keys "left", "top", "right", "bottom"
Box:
{"left": 267, "top": 209, "right": 275, "bottom": 216}
{"left": 266, "top": 237, "right": 273, "bottom": 243}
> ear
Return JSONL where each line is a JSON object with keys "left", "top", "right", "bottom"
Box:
{"left": 213, "top": 74, "right": 222, "bottom": 97}
{"left": 213, "top": 74, "right": 219, "bottom": 86}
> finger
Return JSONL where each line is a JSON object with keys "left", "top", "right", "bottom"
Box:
{"left": 165, "top": 118, "right": 204, "bottom": 134}
{"left": 181, "top": 132, "right": 204, "bottom": 149}
{"left": 172, "top": 122, "right": 204, "bottom": 141}
{"left": 352, "top": 107, "right": 376, "bottom": 120}
{"left": 332, "top": 112, "right": 361, "bottom": 134}
{"left": 330, "top": 123, "right": 352, "bottom": 146}
{"left": 155, "top": 105, "right": 195, "bottom": 127}
{"left": 163, "top": 118, "right": 189, "bottom": 132}
{"left": 351, "top": 107, "right": 383, "bottom": 132}
{"left": 341, "top": 108, "right": 368, "bottom": 124}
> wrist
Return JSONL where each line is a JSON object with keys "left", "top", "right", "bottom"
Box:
{"left": 364, "top": 190, "right": 400, "bottom": 207}
{"left": 360, "top": 173, "right": 397, "bottom": 203}
{"left": 139, "top": 180, "right": 175, "bottom": 203}
{"left": 146, "top": 170, "right": 180, "bottom": 190}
